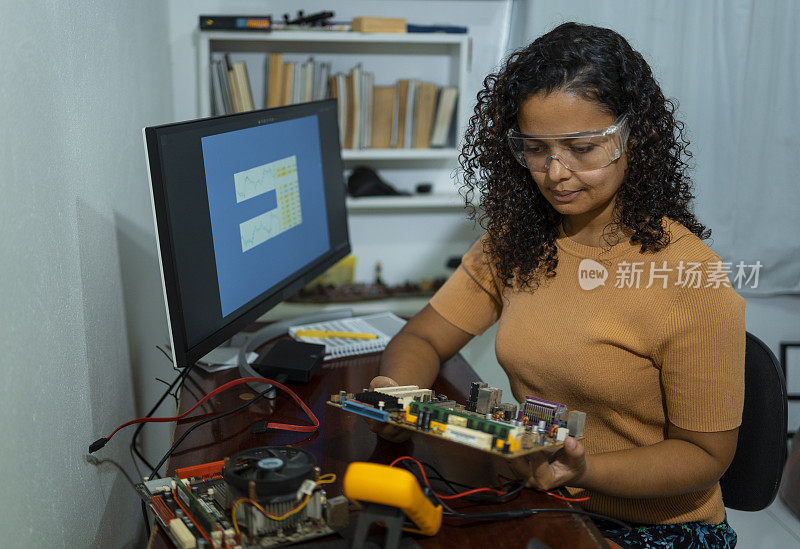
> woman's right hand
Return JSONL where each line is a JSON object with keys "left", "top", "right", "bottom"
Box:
{"left": 364, "top": 375, "right": 412, "bottom": 443}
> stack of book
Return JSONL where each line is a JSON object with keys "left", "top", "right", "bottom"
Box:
{"left": 211, "top": 54, "right": 458, "bottom": 150}
{"left": 328, "top": 64, "right": 458, "bottom": 150}
{"left": 211, "top": 53, "right": 331, "bottom": 115}
{"left": 264, "top": 53, "right": 333, "bottom": 109}
{"left": 211, "top": 54, "right": 256, "bottom": 114}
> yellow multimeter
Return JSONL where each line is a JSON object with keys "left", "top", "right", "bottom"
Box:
{"left": 343, "top": 461, "right": 443, "bottom": 536}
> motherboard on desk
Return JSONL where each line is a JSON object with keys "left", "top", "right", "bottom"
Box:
{"left": 328, "top": 382, "right": 586, "bottom": 458}
{"left": 136, "top": 447, "right": 349, "bottom": 549}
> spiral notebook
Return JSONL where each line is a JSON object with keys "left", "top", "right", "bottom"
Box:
{"left": 288, "top": 312, "right": 406, "bottom": 361}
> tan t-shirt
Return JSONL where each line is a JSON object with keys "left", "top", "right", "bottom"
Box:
{"left": 429, "top": 217, "right": 745, "bottom": 525}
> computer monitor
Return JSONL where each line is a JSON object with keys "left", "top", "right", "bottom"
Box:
{"left": 143, "top": 99, "right": 350, "bottom": 369}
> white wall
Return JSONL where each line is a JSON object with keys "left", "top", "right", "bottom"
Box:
{"left": 0, "top": 2, "right": 174, "bottom": 547}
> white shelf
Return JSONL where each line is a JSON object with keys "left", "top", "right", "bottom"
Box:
{"left": 341, "top": 148, "right": 458, "bottom": 161}
{"left": 201, "top": 30, "right": 468, "bottom": 46}
{"left": 346, "top": 193, "right": 465, "bottom": 211}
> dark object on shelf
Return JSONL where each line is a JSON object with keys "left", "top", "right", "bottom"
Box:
{"left": 415, "top": 183, "right": 432, "bottom": 194}
{"left": 283, "top": 10, "right": 335, "bottom": 27}
{"left": 252, "top": 339, "right": 325, "bottom": 383}
{"left": 446, "top": 256, "right": 461, "bottom": 269}
{"left": 199, "top": 15, "right": 272, "bottom": 31}
{"left": 348, "top": 166, "right": 409, "bottom": 197}
{"left": 288, "top": 279, "right": 447, "bottom": 303}
{"left": 407, "top": 24, "right": 468, "bottom": 34}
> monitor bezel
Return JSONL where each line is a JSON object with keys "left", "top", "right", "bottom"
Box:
{"left": 143, "top": 100, "right": 350, "bottom": 368}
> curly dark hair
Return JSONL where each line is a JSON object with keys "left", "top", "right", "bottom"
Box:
{"left": 459, "top": 22, "right": 710, "bottom": 289}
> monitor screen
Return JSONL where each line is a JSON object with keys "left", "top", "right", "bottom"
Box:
{"left": 144, "top": 99, "right": 350, "bottom": 368}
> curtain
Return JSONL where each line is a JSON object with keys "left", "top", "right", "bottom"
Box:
{"left": 506, "top": 0, "right": 800, "bottom": 295}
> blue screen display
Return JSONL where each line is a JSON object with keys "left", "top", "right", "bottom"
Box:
{"left": 201, "top": 115, "right": 330, "bottom": 317}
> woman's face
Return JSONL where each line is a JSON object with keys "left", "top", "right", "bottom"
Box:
{"left": 517, "top": 91, "right": 627, "bottom": 218}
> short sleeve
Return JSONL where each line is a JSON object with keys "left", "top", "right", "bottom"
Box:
{"left": 429, "top": 234, "right": 503, "bottom": 336}
{"left": 653, "top": 264, "right": 746, "bottom": 432}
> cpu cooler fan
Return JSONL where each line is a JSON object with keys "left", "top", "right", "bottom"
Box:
{"left": 223, "top": 446, "right": 317, "bottom": 504}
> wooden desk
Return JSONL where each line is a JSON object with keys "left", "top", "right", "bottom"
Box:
{"left": 147, "top": 339, "right": 609, "bottom": 549}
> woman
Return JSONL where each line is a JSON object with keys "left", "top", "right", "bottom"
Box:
{"left": 370, "top": 22, "right": 744, "bottom": 548}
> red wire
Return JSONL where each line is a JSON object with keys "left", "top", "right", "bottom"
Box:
{"left": 389, "top": 456, "right": 508, "bottom": 500}
{"left": 545, "top": 491, "right": 590, "bottom": 502}
{"left": 104, "top": 376, "right": 318, "bottom": 441}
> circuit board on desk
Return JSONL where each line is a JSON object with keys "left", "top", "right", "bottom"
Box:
{"left": 136, "top": 447, "right": 349, "bottom": 549}
{"left": 327, "top": 383, "right": 587, "bottom": 460}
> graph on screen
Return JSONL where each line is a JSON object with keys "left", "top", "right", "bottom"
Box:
{"left": 235, "top": 156, "right": 302, "bottom": 252}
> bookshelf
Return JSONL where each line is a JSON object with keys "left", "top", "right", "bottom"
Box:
{"left": 196, "top": 29, "right": 478, "bottom": 285}
{"left": 196, "top": 30, "right": 470, "bottom": 168}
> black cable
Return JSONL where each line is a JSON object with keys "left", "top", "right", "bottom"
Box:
{"left": 156, "top": 344, "right": 179, "bottom": 371}
{"left": 141, "top": 501, "right": 151, "bottom": 539}
{"left": 398, "top": 459, "right": 525, "bottom": 503}
{"left": 135, "top": 348, "right": 194, "bottom": 537}
{"left": 424, "top": 460, "right": 524, "bottom": 500}
{"left": 130, "top": 349, "right": 194, "bottom": 475}
{"left": 154, "top": 377, "right": 180, "bottom": 408}
{"left": 400, "top": 460, "right": 633, "bottom": 533}
{"left": 147, "top": 373, "right": 288, "bottom": 481}
{"left": 444, "top": 507, "right": 634, "bottom": 532}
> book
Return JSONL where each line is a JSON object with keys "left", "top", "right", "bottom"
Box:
{"left": 352, "top": 17, "right": 406, "bottom": 33}
{"left": 334, "top": 73, "right": 347, "bottom": 144}
{"left": 407, "top": 24, "right": 467, "bottom": 34}
{"left": 371, "top": 85, "right": 395, "bottom": 148}
{"left": 345, "top": 65, "right": 362, "bottom": 149}
{"left": 233, "top": 61, "right": 255, "bottom": 111}
{"left": 413, "top": 82, "right": 438, "bottom": 148}
{"left": 210, "top": 60, "right": 223, "bottom": 115}
{"left": 404, "top": 79, "right": 418, "bottom": 149}
{"left": 281, "top": 62, "right": 294, "bottom": 106}
{"left": 360, "top": 71, "right": 374, "bottom": 149}
{"left": 289, "top": 312, "right": 406, "bottom": 360}
{"left": 302, "top": 58, "right": 314, "bottom": 102}
{"left": 199, "top": 15, "right": 272, "bottom": 31}
{"left": 393, "top": 79, "right": 410, "bottom": 148}
{"left": 292, "top": 63, "right": 302, "bottom": 104}
{"left": 313, "top": 61, "right": 330, "bottom": 101}
{"left": 222, "top": 54, "right": 242, "bottom": 113}
{"left": 344, "top": 73, "right": 354, "bottom": 148}
{"left": 228, "top": 69, "right": 242, "bottom": 112}
{"left": 218, "top": 61, "right": 233, "bottom": 114}
{"left": 430, "top": 86, "right": 458, "bottom": 147}
{"left": 390, "top": 84, "right": 400, "bottom": 147}
{"left": 211, "top": 59, "right": 231, "bottom": 115}
{"left": 266, "top": 53, "right": 283, "bottom": 108}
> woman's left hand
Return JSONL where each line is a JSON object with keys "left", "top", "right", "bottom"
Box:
{"left": 510, "top": 436, "right": 588, "bottom": 491}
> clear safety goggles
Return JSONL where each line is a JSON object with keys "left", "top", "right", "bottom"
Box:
{"left": 508, "top": 114, "right": 630, "bottom": 172}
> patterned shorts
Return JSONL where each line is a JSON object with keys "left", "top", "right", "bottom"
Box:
{"left": 592, "top": 514, "right": 737, "bottom": 548}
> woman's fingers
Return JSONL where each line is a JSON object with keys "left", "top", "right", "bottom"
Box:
{"left": 364, "top": 417, "right": 412, "bottom": 443}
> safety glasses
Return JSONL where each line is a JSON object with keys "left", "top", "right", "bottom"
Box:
{"left": 508, "top": 114, "right": 630, "bottom": 172}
